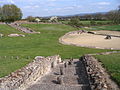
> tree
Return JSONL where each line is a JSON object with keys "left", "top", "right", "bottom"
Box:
{"left": 106, "top": 6, "right": 120, "bottom": 24}
{"left": 90, "top": 20, "right": 96, "bottom": 25}
{"left": 92, "top": 13, "right": 104, "bottom": 20}
{"left": 0, "top": 4, "right": 22, "bottom": 23}
{"left": 119, "top": 5, "right": 120, "bottom": 11}
{"left": 83, "top": 14, "right": 93, "bottom": 20}
{"left": 26, "top": 16, "right": 35, "bottom": 22}
{"left": 0, "top": 6, "right": 2, "bottom": 21}
{"left": 68, "top": 18, "right": 82, "bottom": 28}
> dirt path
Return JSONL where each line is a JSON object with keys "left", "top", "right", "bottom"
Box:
{"left": 26, "top": 59, "right": 91, "bottom": 90}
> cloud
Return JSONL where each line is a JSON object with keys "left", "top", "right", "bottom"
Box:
{"left": 23, "top": 5, "right": 39, "bottom": 9}
{"left": 98, "top": 2, "right": 110, "bottom": 5}
{"left": 47, "top": 0, "right": 57, "bottom": 2}
{"left": 0, "top": 0, "right": 15, "bottom": 4}
{"left": 92, "top": 2, "right": 111, "bottom": 6}
{"left": 9, "top": 0, "right": 15, "bottom": 4}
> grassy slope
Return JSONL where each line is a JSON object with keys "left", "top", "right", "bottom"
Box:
{"left": 0, "top": 24, "right": 22, "bottom": 35}
{"left": 92, "top": 25, "right": 120, "bottom": 31}
{"left": 95, "top": 54, "right": 120, "bottom": 85}
{"left": 0, "top": 24, "right": 111, "bottom": 77}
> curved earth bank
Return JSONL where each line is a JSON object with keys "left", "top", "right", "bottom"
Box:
{"left": 59, "top": 30, "right": 120, "bottom": 50}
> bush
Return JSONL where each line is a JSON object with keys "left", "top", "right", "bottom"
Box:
{"left": 90, "top": 20, "right": 96, "bottom": 25}
{"left": 96, "top": 22, "right": 103, "bottom": 25}
{"left": 68, "top": 18, "right": 82, "bottom": 28}
{"left": 26, "top": 16, "right": 35, "bottom": 22}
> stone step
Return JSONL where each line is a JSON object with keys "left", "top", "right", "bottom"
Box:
{"left": 37, "top": 74, "right": 80, "bottom": 85}
{"left": 38, "top": 74, "right": 89, "bottom": 85}
{"left": 26, "top": 59, "right": 91, "bottom": 90}
{"left": 26, "top": 83, "right": 91, "bottom": 90}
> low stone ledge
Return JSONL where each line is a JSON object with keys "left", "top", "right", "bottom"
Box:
{"left": 80, "top": 55, "right": 119, "bottom": 90}
{"left": 88, "top": 51, "right": 120, "bottom": 56}
{"left": 0, "top": 55, "right": 61, "bottom": 90}
{"left": 8, "top": 34, "right": 25, "bottom": 37}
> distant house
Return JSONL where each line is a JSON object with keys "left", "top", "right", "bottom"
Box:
{"left": 35, "top": 18, "right": 41, "bottom": 23}
{"left": 49, "top": 16, "right": 58, "bottom": 22}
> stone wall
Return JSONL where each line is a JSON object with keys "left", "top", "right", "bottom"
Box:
{"left": 0, "top": 55, "right": 61, "bottom": 90}
{"left": 80, "top": 55, "right": 119, "bottom": 90}
{"left": 8, "top": 23, "right": 40, "bottom": 34}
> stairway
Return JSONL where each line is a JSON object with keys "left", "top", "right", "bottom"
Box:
{"left": 26, "top": 59, "right": 91, "bottom": 90}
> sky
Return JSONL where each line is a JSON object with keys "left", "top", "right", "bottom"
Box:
{"left": 0, "top": 0, "right": 120, "bottom": 18}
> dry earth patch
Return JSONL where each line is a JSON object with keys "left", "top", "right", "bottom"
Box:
{"left": 61, "top": 30, "right": 120, "bottom": 50}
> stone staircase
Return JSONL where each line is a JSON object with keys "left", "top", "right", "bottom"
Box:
{"left": 26, "top": 59, "right": 91, "bottom": 90}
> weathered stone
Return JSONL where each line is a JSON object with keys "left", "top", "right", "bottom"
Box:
{"left": 57, "top": 76, "right": 64, "bottom": 85}
{"left": 9, "top": 23, "right": 40, "bottom": 34}
{"left": 0, "top": 55, "right": 61, "bottom": 90}
{"left": 60, "top": 67, "right": 64, "bottom": 75}
{"left": 8, "top": 34, "right": 25, "bottom": 37}
{"left": 0, "top": 34, "right": 3, "bottom": 38}
{"left": 51, "top": 62, "right": 55, "bottom": 68}
{"left": 80, "top": 55, "right": 115, "bottom": 90}
{"left": 64, "top": 62, "right": 67, "bottom": 68}
{"left": 34, "top": 56, "right": 44, "bottom": 60}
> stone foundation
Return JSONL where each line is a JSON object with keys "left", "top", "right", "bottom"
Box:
{"left": 0, "top": 55, "right": 61, "bottom": 90}
{"left": 80, "top": 55, "right": 119, "bottom": 90}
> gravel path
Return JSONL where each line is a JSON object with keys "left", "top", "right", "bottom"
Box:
{"left": 26, "top": 59, "right": 91, "bottom": 90}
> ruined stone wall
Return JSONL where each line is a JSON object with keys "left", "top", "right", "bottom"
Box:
{"left": 8, "top": 23, "right": 40, "bottom": 34}
{"left": 0, "top": 55, "right": 61, "bottom": 90}
{"left": 80, "top": 55, "right": 119, "bottom": 90}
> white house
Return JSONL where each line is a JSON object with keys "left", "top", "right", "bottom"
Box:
{"left": 35, "top": 18, "right": 41, "bottom": 22}
{"left": 49, "top": 16, "right": 58, "bottom": 22}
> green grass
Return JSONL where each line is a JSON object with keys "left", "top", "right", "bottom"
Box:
{"left": 95, "top": 53, "right": 120, "bottom": 85}
{"left": 0, "top": 24, "right": 112, "bottom": 77}
{"left": 0, "top": 24, "right": 22, "bottom": 35}
{"left": 61, "top": 20, "right": 111, "bottom": 26}
{"left": 92, "top": 25, "right": 120, "bottom": 31}
{"left": 0, "top": 58, "right": 32, "bottom": 77}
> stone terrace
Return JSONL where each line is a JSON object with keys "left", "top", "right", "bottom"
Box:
{"left": 26, "top": 59, "right": 91, "bottom": 90}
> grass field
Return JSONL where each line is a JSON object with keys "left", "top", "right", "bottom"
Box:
{"left": 92, "top": 25, "right": 120, "bottom": 31}
{"left": 61, "top": 20, "right": 111, "bottom": 26}
{"left": 0, "top": 24, "right": 22, "bottom": 35}
{"left": 0, "top": 24, "right": 111, "bottom": 77}
{"left": 95, "top": 53, "right": 120, "bottom": 85}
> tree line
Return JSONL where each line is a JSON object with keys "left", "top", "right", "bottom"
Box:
{"left": 67, "top": 6, "right": 120, "bottom": 27}
{"left": 0, "top": 4, "right": 119, "bottom": 25}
